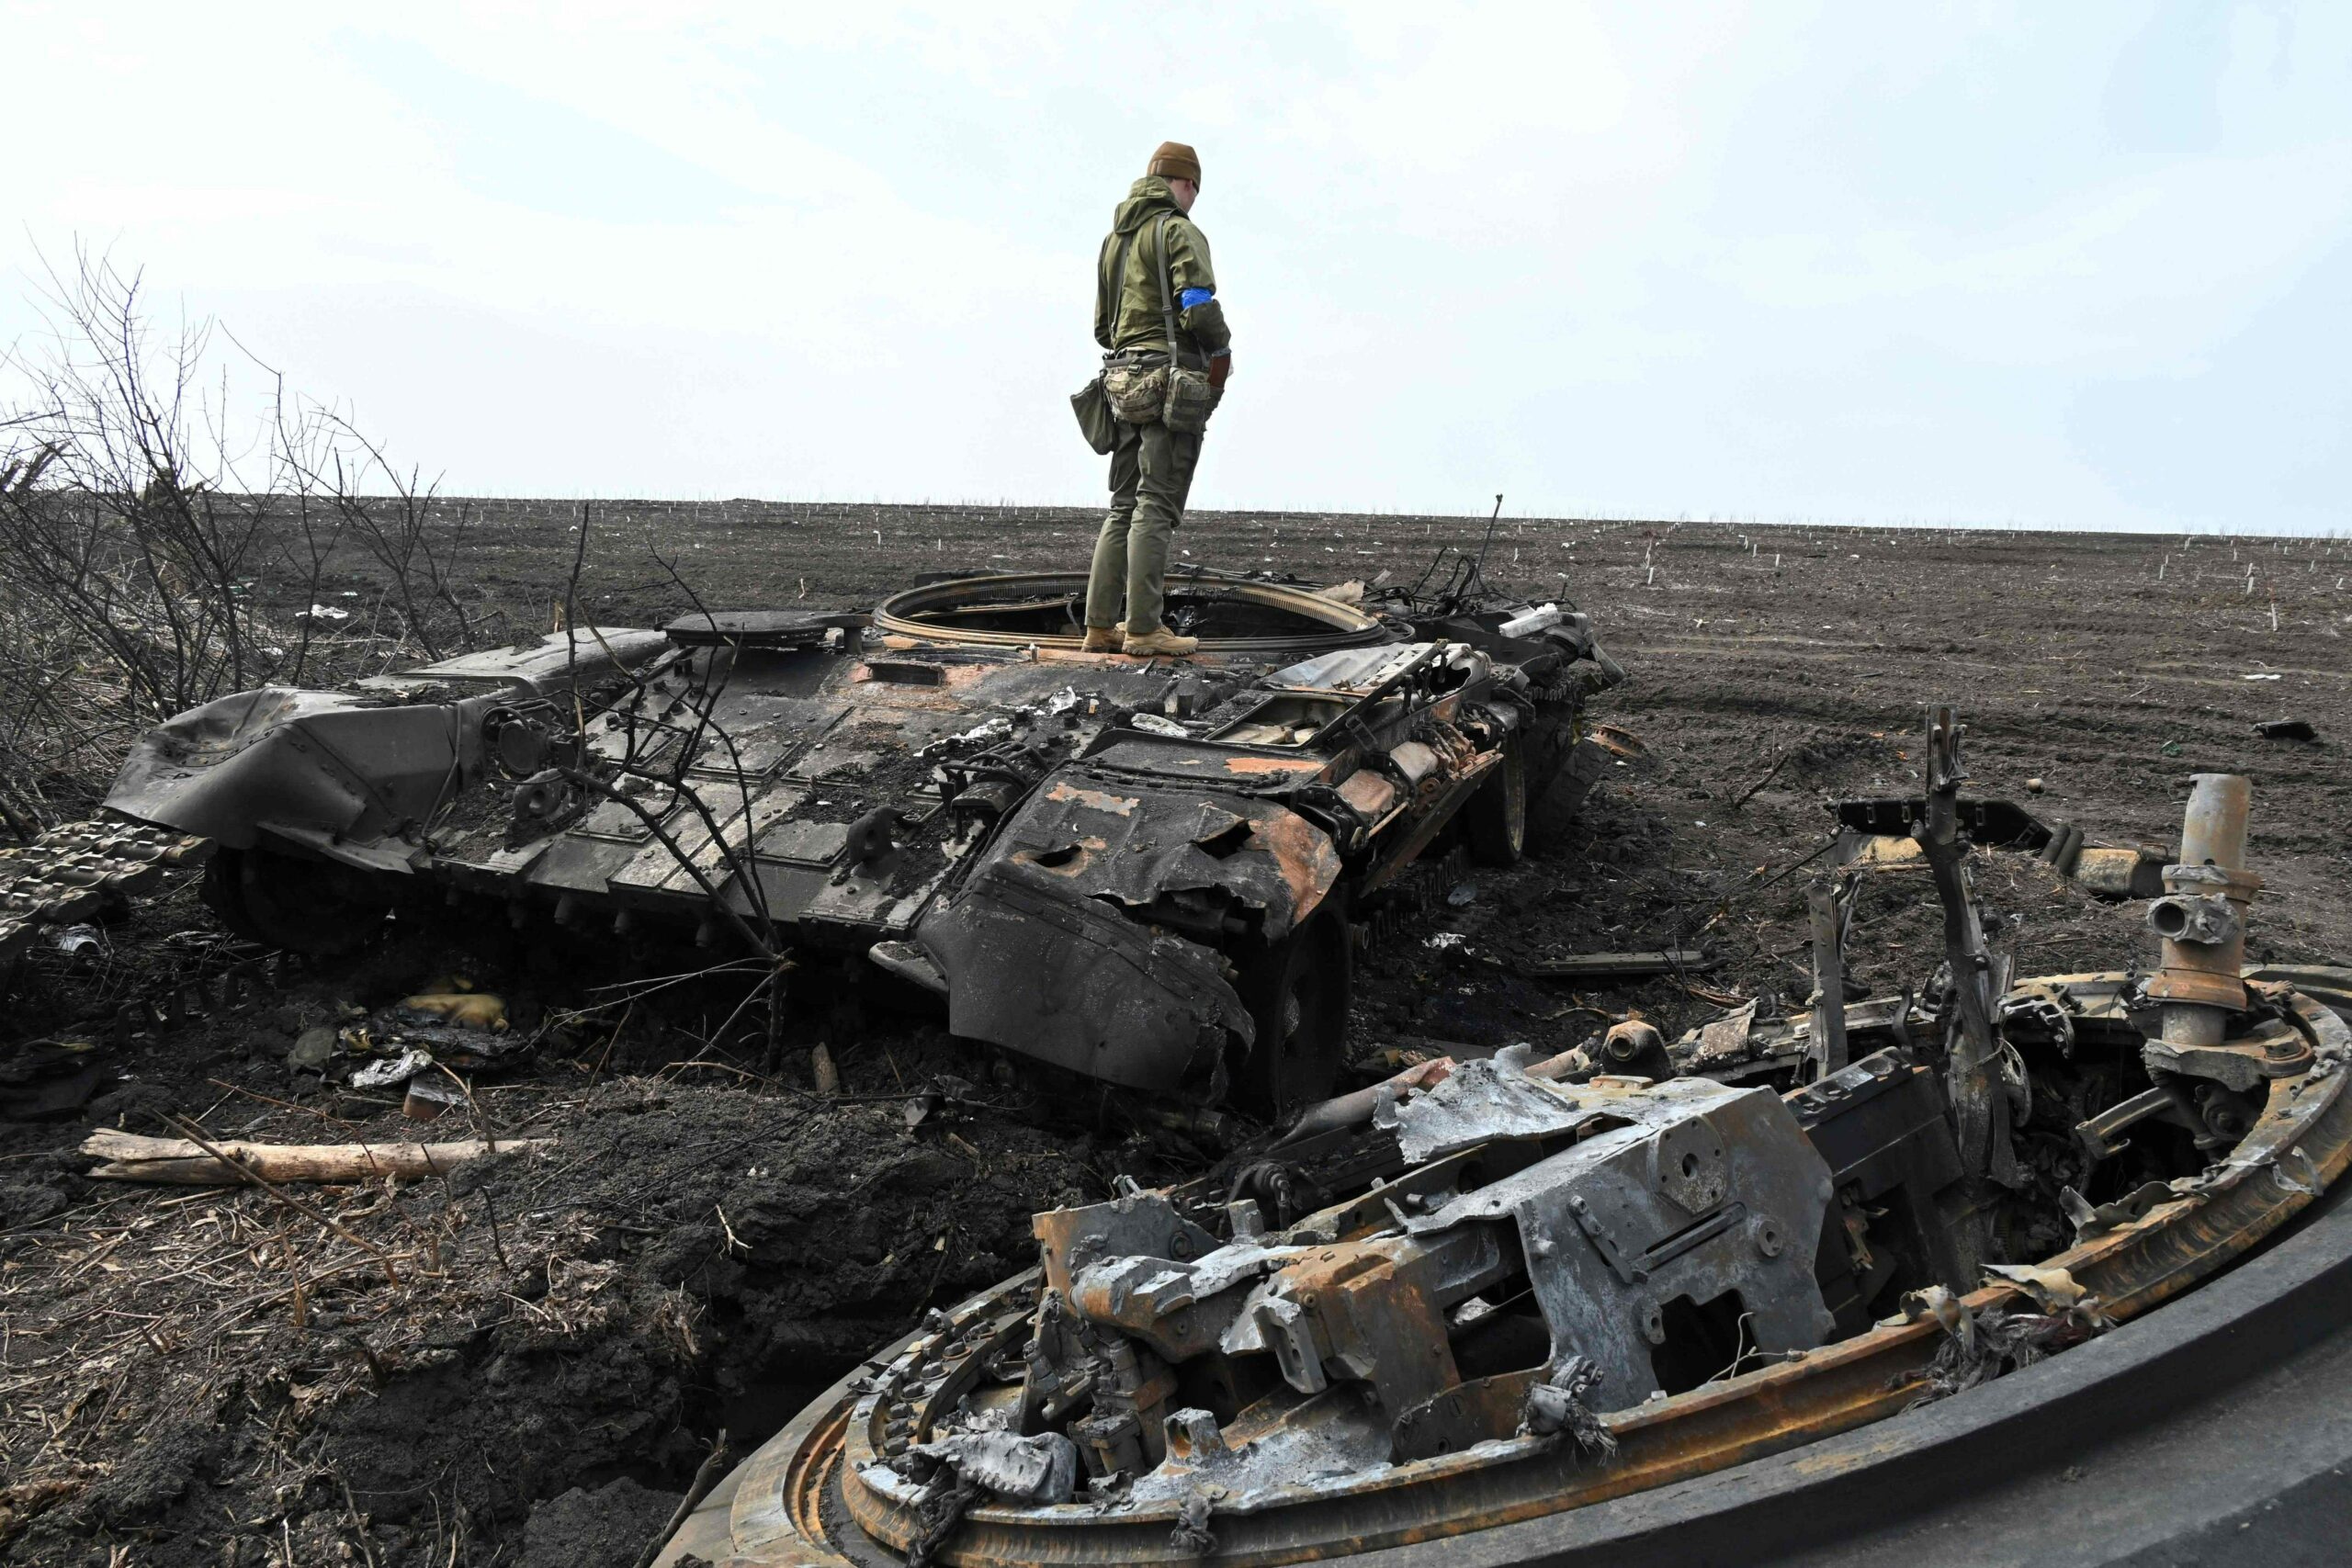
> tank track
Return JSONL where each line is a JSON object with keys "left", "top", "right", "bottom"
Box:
{"left": 0, "top": 819, "right": 214, "bottom": 966}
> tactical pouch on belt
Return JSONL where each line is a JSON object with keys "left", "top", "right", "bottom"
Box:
{"left": 1161, "top": 362, "right": 1215, "bottom": 435}
{"left": 1070, "top": 375, "right": 1117, "bottom": 454}
{"left": 1101, "top": 360, "right": 1168, "bottom": 425}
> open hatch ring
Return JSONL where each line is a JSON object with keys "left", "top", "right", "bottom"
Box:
{"left": 871, "top": 570, "right": 1394, "bottom": 657}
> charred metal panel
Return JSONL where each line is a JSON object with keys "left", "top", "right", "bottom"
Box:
{"left": 663, "top": 608, "right": 862, "bottom": 649}
{"left": 916, "top": 859, "right": 1250, "bottom": 1091}
{"left": 353, "top": 626, "right": 670, "bottom": 695}
{"left": 1784, "top": 1048, "right": 1973, "bottom": 1317}
{"left": 107, "top": 689, "right": 496, "bottom": 855}
{"left": 982, "top": 779, "right": 1341, "bottom": 942}
{"left": 1408, "top": 1073, "right": 1836, "bottom": 1410}
{"left": 1034, "top": 1192, "right": 1222, "bottom": 1303}
{"left": 1078, "top": 733, "right": 1334, "bottom": 785}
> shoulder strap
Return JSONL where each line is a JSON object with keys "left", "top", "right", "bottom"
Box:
{"left": 1154, "top": 213, "right": 1182, "bottom": 359}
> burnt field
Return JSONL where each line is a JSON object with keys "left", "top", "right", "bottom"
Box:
{"left": 4, "top": 502, "right": 2350, "bottom": 1567}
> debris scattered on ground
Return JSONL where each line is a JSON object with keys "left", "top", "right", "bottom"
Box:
{"left": 47, "top": 923, "right": 105, "bottom": 959}
{"left": 397, "top": 986, "right": 508, "bottom": 1031}
{"left": 403, "top": 1076, "right": 469, "bottom": 1121}
{"left": 0, "top": 1038, "right": 107, "bottom": 1117}
{"left": 2255, "top": 717, "right": 2318, "bottom": 741}
{"left": 1515, "top": 947, "right": 1713, "bottom": 980}
{"left": 351, "top": 1048, "right": 435, "bottom": 1089}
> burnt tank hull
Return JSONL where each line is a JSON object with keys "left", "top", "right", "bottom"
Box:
{"left": 103, "top": 570, "right": 1624, "bottom": 1108}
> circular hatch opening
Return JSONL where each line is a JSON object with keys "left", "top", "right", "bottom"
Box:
{"left": 872, "top": 570, "right": 1393, "bottom": 656}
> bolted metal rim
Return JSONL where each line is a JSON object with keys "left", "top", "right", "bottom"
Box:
{"left": 870, "top": 570, "right": 1393, "bottom": 656}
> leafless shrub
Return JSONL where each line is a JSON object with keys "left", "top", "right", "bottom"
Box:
{"left": 0, "top": 245, "right": 481, "bottom": 834}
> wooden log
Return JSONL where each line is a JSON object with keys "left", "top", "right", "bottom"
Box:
{"left": 80, "top": 1128, "right": 550, "bottom": 1185}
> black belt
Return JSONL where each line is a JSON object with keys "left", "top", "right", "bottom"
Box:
{"left": 1103, "top": 348, "right": 1207, "bottom": 370}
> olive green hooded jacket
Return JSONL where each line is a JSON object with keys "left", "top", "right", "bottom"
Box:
{"left": 1094, "top": 176, "right": 1233, "bottom": 363}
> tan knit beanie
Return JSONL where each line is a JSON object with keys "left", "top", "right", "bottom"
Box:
{"left": 1147, "top": 141, "right": 1202, "bottom": 186}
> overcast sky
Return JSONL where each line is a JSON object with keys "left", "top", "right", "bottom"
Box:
{"left": 5, "top": 3, "right": 2346, "bottom": 533}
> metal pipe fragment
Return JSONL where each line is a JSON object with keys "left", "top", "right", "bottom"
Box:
{"left": 2146, "top": 774, "right": 2257, "bottom": 1047}
{"left": 1805, "top": 876, "right": 1849, "bottom": 1078}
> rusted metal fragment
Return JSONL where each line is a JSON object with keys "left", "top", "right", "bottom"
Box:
{"left": 1125, "top": 1391, "right": 1396, "bottom": 1508}
{"left": 1042, "top": 780, "right": 1138, "bottom": 817}
{"left": 900, "top": 1429, "right": 1078, "bottom": 1505}
{"left": 1392, "top": 1369, "right": 1532, "bottom": 1462}
{"left": 2071, "top": 845, "right": 2165, "bottom": 897}
{"left": 1335, "top": 769, "right": 1399, "bottom": 819}
{"left": 1403, "top": 1077, "right": 1835, "bottom": 1411}
{"left": 1034, "top": 1192, "right": 1222, "bottom": 1303}
{"left": 915, "top": 860, "right": 1248, "bottom": 1092}
{"left": 1518, "top": 947, "right": 1716, "bottom": 981}
{"left": 1693, "top": 1000, "right": 1759, "bottom": 1065}
{"left": 1374, "top": 1052, "right": 1615, "bottom": 1159}
{"left": 1219, "top": 755, "right": 1328, "bottom": 777}
{"left": 1834, "top": 794, "right": 2169, "bottom": 900}
{"left": 1379, "top": 1051, "right": 1754, "bottom": 1164}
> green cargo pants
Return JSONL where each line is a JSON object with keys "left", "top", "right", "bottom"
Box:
{"left": 1084, "top": 417, "right": 1202, "bottom": 637}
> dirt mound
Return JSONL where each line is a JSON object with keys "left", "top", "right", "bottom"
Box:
{"left": 1, "top": 1068, "right": 1113, "bottom": 1567}
{"left": 520, "top": 1477, "right": 680, "bottom": 1568}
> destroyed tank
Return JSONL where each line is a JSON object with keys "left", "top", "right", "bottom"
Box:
{"left": 651, "top": 761, "right": 2352, "bottom": 1566}
{"left": 103, "top": 568, "right": 1623, "bottom": 1111}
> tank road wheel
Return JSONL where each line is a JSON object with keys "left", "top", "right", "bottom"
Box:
{"left": 1463, "top": 739, "right": 1528, "bottom": 867}
{"left": 202, "top": 847, "right": 392, "bottom": 956}
{"left": 1233, "top": 905, "right": 1352, "bottom": 1119}
{"left": 1528, "top": 734, "right": 1610, "bottom": 851}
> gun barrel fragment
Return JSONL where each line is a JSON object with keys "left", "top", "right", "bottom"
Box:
{"left": 2145, "top": 773, "right": 2258, "bottom": 1049}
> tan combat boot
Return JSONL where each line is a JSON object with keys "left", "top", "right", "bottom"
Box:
{"left": 1122, "top": 626, "right": 1199, "bottom": 658}
{"left": 1080, "top": 624, "right": 1124, "bottom": 653}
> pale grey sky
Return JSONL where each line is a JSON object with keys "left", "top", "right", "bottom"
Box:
{"left": 5, "top": 2, "right": 2346, "bottom": 532}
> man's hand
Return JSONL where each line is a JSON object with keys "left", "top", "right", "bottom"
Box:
{"left": 1209, "top": 353, "right": 1232, "bottom": 390}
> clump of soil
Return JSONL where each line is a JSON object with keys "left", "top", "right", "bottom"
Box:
{"left": 3, "top": 1023, "right": 1125, "bottom": 1567}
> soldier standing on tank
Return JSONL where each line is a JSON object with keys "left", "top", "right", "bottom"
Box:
{"left": 1081, "top": 141, "right": 1233, "bottom": 659}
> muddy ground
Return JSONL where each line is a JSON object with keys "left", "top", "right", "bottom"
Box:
{"left": 4, "top": 504, "right": 2348, "bottom": 1566}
